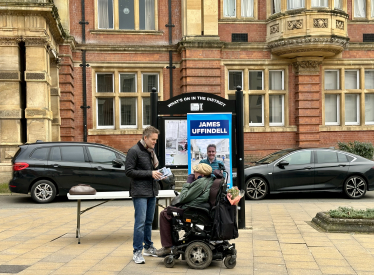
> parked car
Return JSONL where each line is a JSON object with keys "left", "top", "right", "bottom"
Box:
{"left": 9, "top": 141, "right": 175, "bottom": 203}
{"left": 242, "top": 148, "right": 374, "bottom": 200}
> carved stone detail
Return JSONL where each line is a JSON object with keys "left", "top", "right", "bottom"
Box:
{"left": 0, "top": 71, "right": 20, "bottom": 81}
{"left": 0, "top": 37, "right": 23, "bottom": 46}
{"left": 292, "top": 59, "right": 323, "bottom": 75}
{"left": 25, "top": 72, "right": 46, "bottom": 81}
{"left": 270, "top": 24, "right": 279, "bottom": 34}
{"left": 268, "top": 36, "right": 349, "bottom": 50}
{"left": 336, "top": 20, "right": 344, "bottom": 30}
{"left": 25, "top": 109, "right": 46, "bottom": 117}
{"left": 313, "top": 18, "right": 328, "bottom": 28}
{"left": 24, "top": 37, "right": 49, "bottom": 48}
{"left": 287, "top": 20, "right": 303, "bottom": 30}
{"left": 0, "top": 110, "right": 22, "bottom": 118}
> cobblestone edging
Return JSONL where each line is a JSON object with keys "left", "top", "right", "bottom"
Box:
{"left": 312, "top": 212, "right": 374, "bottom": 233}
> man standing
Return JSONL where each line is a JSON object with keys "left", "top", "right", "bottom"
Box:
{"left": 125, "top": 126, "right": 163, "bottom": 264}
{"left": 199, "top": 144, "right": 226, "bottom": 174}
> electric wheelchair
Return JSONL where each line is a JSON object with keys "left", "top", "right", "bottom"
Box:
{"left": 163, "top": 169, "right": 238, "bottom": 269}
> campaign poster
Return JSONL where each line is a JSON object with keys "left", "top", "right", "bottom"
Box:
{"left": 187, "top": 113, "right": 233, "bottom": 187}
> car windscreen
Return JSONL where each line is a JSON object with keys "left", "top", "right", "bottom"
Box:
{"left": 255, "top": 148, "right": 298, "bottom": 164}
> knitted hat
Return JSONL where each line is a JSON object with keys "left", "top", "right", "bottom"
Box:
{"left": 192, "top": 163, "right": 212, "bottom": 176}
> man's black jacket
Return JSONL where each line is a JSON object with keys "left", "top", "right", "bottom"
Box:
{"left": 125, "top": 141, "right": 159, "bottom": 197}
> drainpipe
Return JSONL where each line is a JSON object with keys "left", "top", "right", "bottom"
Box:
{"left": 165, "top": 0, "right": 175, "bottom": 98}
{"left": 79, "top": 0, "right": 90, "bottom": 142}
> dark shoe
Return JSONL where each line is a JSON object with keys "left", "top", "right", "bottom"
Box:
{"left": 156, "top": 247, "right": 172, "bottom": 257}
{"left": 143, "top": 245, "right": 157, "bottom": 257}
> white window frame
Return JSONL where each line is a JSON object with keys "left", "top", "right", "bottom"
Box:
{"left": 269, "top": 94, "right": 284, "bottom": 126}
{"left": 228, "top": 70, "right": 243, "bottom": 90}
{"left": 345, "top": 94, "right": 360, "bottom": 125}
{"left": 365, "top": 69, "right": 374, "bottom": 89}
{"left": 248, "top": 94, "right": 264, "bottom": 126}
{"left": 97, "top": 98, "right": 115, "bottom": 129}
{"left": 142, "top": 97, "right": 151, "bottom": 128}
{"left": 96, "top": 73, "right": 114, "bottom": 93}
{"left": 119, "top": 73, "right": 137, "bottom": 93}
{"left": 325, "top": 70, "right": 340, "bottom": 90}
{"left": 365, "top": 93, "right": 374, "bottom": 125}
{"left": 248, "top": 70, "right": 264, "bottom": 90}
{"left": 345, "top": 70, "right": 360, "bottom": 90}
{"left": 269, "top": 70, "right": 284, "bottom": 90}
{"left": 119, "top": 97, "right": 138, "bottom": 129}
{"left": 141, "top": 73, "right": 159, "bottom": 93}
{"left": 325, "top": 94, "right": 340, "bottom": 126}
{"left": 98, "top": 0, "right": 114, "bottom": 29}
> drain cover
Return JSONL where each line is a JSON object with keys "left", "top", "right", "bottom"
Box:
{"left": 0, "top": 265, "right": 29, "bottom": 273}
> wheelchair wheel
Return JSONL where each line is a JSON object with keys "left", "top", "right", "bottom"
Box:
{"left": 224, "top": 255, "right": 236, "bottom": 269}
{"left": 164, "top": 255, "right": 175, "bottom": 268}
{"left": 185, "top": 241, "right": 213, "bottom": 269}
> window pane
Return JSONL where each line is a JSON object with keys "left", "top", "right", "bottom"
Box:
{"left": 31, "top": 148, "right": 49, "bottom": 160}
{"left": 139, "top": 0, "right": 155, "bottom": 30}
{"left": 119, "top": 0, "right": 134, "bottom": 29}
{"left": 61, "top": 146, "right": 85, "bottom": 162}
{"left": 345, "top": 94, "right": 359, "bottom": 124}
{"left": 354, "top": 0, "right": 366, "bottom": 17}
{"left": 269, "top": 71, "right": 283, "bottom": 90}
{"left": 50, "top": 147, "right": 61, "bottom": 161}
{"left": 325, "top": 71, "right": 339, "bottom": 90}
{"left": 121, "top": 98, "right": 136, "bottom": 126}
{"left": 120, "top": 74, "right": 136, "bottom": 93}
{"left": 241, "top": 0, "right": 254, "bottom": 17}
{"left": 345, "top": 71, "right": 359, "bottom": 89}
{"left": 316, "top": 151, "right": 338, "bottom": 164}
{"left": 143, "top": 74, "right": 158, "bottom": 92}
{"left": 98, "top": 0, "right": 113, "bottom": 28}
{"left": 325, "top": 94, "right": 339, "bottom": 123}
{"left": 365, "top": 94, "right": 374, "bottom": 123}
{"left": 338, "top": 153, "right": 348, "bottom": 162}
{"left": 365, "top": 70, "right": 374, "bottom": 89}
{"left": 334, "top": 0, "right": 343, "bottom": 9}
{"left": 97, "top": 74, "right": 113, "bottom": 93}
{"left": 224, "top": 0, "right": 235, "bottom": 16}
{"left": 249, "top": 71, "right": 263, "bottom": 90}
{"left": 249, "top": 95, "right": 263, "bottom": 124}
{"left": 98, "top": 98, "right": 114, "bottom": 126}
{"left": 312, "top": 0, "right": 327, "bottom": 7}
{"left": 283, "top": 151, "right": 312, "bottom": 165}
{"left": 288, "top": 0, "right": 305, "bottom": 9}
{"left": 143, "top": 97, "right": 151, "bottom": 126}
{"left": 269, "top": 95, "right": 283, "bottom": 124}
{"left": 272, "top": 0, "right": 281, "bottom": 13}
{"left": 229, "top": 71, "right": 242, "bottom": 90}
{"left": 88, "top": 147, "right": 116, "bottom": 164}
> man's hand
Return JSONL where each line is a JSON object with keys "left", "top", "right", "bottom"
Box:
{"left": 152, "top": 170, "right": 163, "bottom": 180}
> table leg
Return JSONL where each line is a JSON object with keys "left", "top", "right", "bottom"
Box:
{"left": 77, "top": 200, "right": 81, "bottom": 244}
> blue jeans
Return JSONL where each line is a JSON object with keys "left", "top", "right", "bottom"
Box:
{"left": 132, "top": 197, "right": 156, "bottom": 252}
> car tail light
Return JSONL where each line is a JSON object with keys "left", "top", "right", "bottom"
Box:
{"left": 13, "top": 162, "right": 29, "bottom": 171}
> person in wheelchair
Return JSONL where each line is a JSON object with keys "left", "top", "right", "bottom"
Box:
{"left": 156, "top": 163, "right": 213, "bottom": 257}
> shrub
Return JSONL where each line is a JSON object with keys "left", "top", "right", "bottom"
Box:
{"left": 329, "top": 207, "right": 374, "bottom": 219}
{"left": 337, "top": 141, "right": 374, "bottom": 160}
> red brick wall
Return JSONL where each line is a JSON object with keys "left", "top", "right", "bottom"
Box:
{"left": 219, "top": 24, "right": 267, "bottom": 42}
{"left": 348, "top": 25, "right": 374, "bottom": 43}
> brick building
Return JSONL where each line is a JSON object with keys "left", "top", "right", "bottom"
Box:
{"left": 0, "top": 0, "right": 374, "bottom": 180}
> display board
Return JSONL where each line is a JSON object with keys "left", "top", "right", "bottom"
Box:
{"left": 164, "top": 120, "right": 188, "bottom": 166}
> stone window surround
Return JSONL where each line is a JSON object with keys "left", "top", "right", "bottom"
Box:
{"left": 225, "top": 67, "right": 295, "bottom": 132}
{"left": 322, "top": 67, "right": 374, "bottom": 129}
{"left": 94, "top": 0, "right": 159, "bottom": 32}
{"left": 91, "top": 69, "right": 162, "bottom": 135}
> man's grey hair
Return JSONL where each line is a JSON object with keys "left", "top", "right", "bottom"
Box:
{"left": 143, "top": 126, "right": 160, "bottom": 138}
{"left": 207, "top": 144, "right": 216, "bottom": 150}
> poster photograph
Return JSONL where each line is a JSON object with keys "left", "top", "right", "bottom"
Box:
{"left": 165, "top": 120, "right": 188, "bottom": 165}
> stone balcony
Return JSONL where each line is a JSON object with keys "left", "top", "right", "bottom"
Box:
{"left": 267, "top": 9, "right": 349, "bottom": 58}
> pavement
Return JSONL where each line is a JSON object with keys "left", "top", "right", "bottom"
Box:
{"left": 1, "top": 193, "right": 374, "bottom": 275}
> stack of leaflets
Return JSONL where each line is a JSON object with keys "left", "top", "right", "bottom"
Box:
{"left": 157, "top": 167, "right": 172, "bottom": 180}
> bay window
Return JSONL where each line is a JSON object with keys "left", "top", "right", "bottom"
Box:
{"left": 334, "top": 0, "right": 343, "bottom": 9}
{"left": 271, "top": 0, "right": 281, "bottom": 13}
{"left": 311, "top": 0, "right": 327, "bottom": 7}
{"left": 287, "top": 0, "right": 305, "bottom": 10}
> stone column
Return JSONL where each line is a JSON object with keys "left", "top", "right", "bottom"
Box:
{"left": 292, "top": 57, "right": 323, "bottom": 147}
{"left": 50, "top": 57, "right": 61, "bottom": 141}
{"left": 0, "top": 37, "right": 23, "bottom": 181}
{"left": 24, "top": 37, "right": 53, "bottom": 143}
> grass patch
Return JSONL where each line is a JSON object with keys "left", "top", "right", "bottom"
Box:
{"left": 0, "top": 182, "right": 10, "bottom": 194}
{"left": 329, "top": 207, "right": 374, "bottom": 219}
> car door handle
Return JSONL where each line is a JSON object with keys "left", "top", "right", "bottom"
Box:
{"left": 339, "top": 164, "right": 346, "bottom": 167}
{"left": 53, "top": 164, "right": 59, "bottom": 168}
{"left": 96, "top": 166, "right": 103, "bottom": 171}
{"left": 304, "top": 166, "right": 313, "bottom": 170}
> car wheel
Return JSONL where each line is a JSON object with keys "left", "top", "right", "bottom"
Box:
{"left": 30, "top": 180, "right": 56, "bottom": 203}
{"left": 245, "top": 177, "right": 268, "bottom": 200}
{"left": 344, "top": 175, "right": 367, "bottom": 199}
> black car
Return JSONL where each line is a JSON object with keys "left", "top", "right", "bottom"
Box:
{"left": 9, "top": 142, "right": 175, "bottom": 203}
{"left": 243, "top": 148, "right": 374, "bottom": 200}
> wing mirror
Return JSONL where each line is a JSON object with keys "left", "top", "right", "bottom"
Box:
{"left": 277, "top": 160, "right": 289, "bottom": 167}
{"left": 112, "top": 158, "right": 124, "bottom": 168}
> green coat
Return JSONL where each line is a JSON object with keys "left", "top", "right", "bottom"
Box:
{"left": 178, "top": 176, "right": 214, "bottom": 209}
